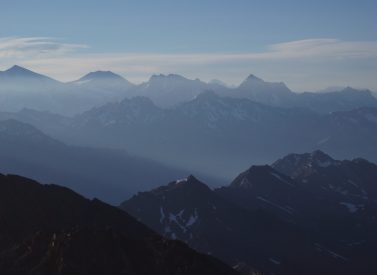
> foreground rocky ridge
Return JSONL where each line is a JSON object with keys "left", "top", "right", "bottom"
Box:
{"left": 0, "top": 173, "right": 237, "bottom": 275}
{"left": 121, "top": 151, "right": 377, "bottom": 274}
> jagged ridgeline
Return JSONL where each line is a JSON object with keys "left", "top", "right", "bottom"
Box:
{"left": 121, "top": 152, "right": 377, "bottom": 274}
{"left": 0, "top": 173, "right": 237, "bottom": 275}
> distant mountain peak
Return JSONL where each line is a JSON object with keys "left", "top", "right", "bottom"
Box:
{"left": 272, "top": 150, "right": 339, "bottom": 179}
{"left": 6, "top": 65, "right": 28, "bottom": 73}
{"left": 238, "top": 74, "right": 292, "bottom": 95}
{"left": 168, "top": 175, "right": 212, "bottom": 193}
{"left": 78, "top": 70, "right": 125, "bottom": 81}
{"left": 0, "top": 119, "right": 62, "bottom": 146}
{"left": 2, "top": 65, "right": 52, "bottom": 80}
{"left": 149, "top": 73, "right": 188, "bottom": 82}
{"left": 245, "top": 74, "right": 264, "bottom": 82}
{"left": 310, "top": 150, "right": 333, "bottom": 161}
{"left": 300, "top": 150, "right": 336, "bottom": 167}
{"left": 173, "top": 174, "right": 203, "bottom": 185}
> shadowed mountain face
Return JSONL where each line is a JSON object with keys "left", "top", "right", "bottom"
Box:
{"left": 1, "top": 64, "right": 377, "bottom": 274}
{"left": 0, "top": 173, "right": 237, "bottom": 275}
{"left": 121, "top": 176, "right": 320, "bottom": 275}
{"left": 121, "top": 152, "right": 377, "bottom": 274}
{"left": 219, "top": 151, "right": 377, "bottom": 227}
{"left": 290, "top": 87, "right": 377, "bottom": 114}
{"left": 0, "top": 119, "right": 200, "bottom": 204}
{"left": 11, "top": 93, "right": 377, "bottom": 180}
{"left": 272, "top": 150, "right": 377, "bottom": 202}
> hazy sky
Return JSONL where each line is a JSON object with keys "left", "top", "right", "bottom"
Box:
{"left": 0, "top": 0, "right": 376, "bottom": 91}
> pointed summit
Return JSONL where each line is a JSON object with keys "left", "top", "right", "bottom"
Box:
{"left": 310, "top": 150, "right": 334, "bottom": 161}
{"left": 5, "top": 65, "right": 30, "bottom": 73}
{"left": 78, "top": 71, "right": 126, "bottom": 81}
{"left": 238, "top": 74, "right": 265, "bottom": 88}
{"left": 272, "top": 150, "right": 338, "bottom": 178}
{"left": 73, "top": 70, "right": 133, "bottom": 89}
{"left": 0, "top": 65, "right": 58, "bottom": 83}
{"left": 245, "top": 74, "right": 265, "bottom": 82}
{"left": 233, "top": 74, "right": 294, "bottom": 106}
{"left": 149, "top": 73, "right": 189, "bottom": 83}
{"left": 170, "top": 175, "right": 212, "bottom": 192}
{"left": 3, "top": 65, "right": 47, "bottom": 78}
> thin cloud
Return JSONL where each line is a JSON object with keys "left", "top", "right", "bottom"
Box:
{"left": 265, "top": 39, "right": 377, "bottom": 59}
{"left": 2, "top": 36, "right": 376, "bottom": 63}
{"left": 0, "top": 37, "right": 88, "bottom": 58}
{"left": 1, "top": 37, "right": 376, "bottom": 90}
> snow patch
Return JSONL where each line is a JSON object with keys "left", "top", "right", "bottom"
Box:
{"left": 339, "top": 202, "right": 364, "bottom": 213}
{"left": 271, "top": 172, "right": 294, "bottom": 186}
{"left": 315, "top": 243, "right": 348, "bottom": 261}
{"left": 257, "top": 196, "right": 293, "bottom": 215}
{"left": 269, "top": 258, "right": 281, "bottom": 265}
{"left": 240, "top": 177, "right": 251, "bottom": 186}
{"left": 176, "top": 178, "right": 188, "bottom": 184}
{"left": 186, "top": 209, "right": 199, "bottom": 227}
{"left": 317, "top": 160, "right": 333, "bottom": 168}
{"left": 164, "top": 208, "right": 200, "bottom": 234}
{"left": 339, "top": 202, "right": 358, "bottom": 213}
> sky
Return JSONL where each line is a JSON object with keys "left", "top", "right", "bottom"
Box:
{"left": 0, "top": 0, "right": 376, "bottom": 91}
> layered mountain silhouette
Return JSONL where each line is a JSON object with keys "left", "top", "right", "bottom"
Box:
{"left": 1, "top": 65, "right": 376, "bottom": 115}
{"left": 228, "top": 74, "right": 293, "bottom": 106}
{"left": 0, "top": 173, "right": 237, "bottom": 275}
{"left": 0, "top": 66, "right": 135, "bottom": 115}
{"left": 0, "top": 65, "right": 58, "bottom": 85}
{"left": 0, "top": 119, "right": 199, "bottom": 204}
{"left": 10, "top": 91, "right": 377, "bottom": 179}
{"left": 1, "top": 65, "right": 377, "bottom": 273}
{"left": 125, "top": 74, "right": 215, "bottom": 107}
{"left": 122, "top": 175, "right": 318, "bottom": 274}
{"left": 121, "top": 151, "right": 377, "bottom": 274}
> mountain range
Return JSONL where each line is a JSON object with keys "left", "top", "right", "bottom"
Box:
{"left": 1, "top": 66, "right": 377, "bottom": 179}
{"left": 0, "top": 173, "right": 237, "bottom": 275}
{"left": 121, "top": 151, "right": 377, "bottom": 274}
{"left": 0, "top": 119, "right": 205, "bottom": 204}
{"left": 0, "top": 66, "right": 134, "bottom": 115}
{"left": 5, "top": 91, "right": 376, "bottom": 180}
{"left": 1, "top": 65, "right": 376, "bottom": 115}
{"left": 1, "top": 65, "right": 377, "bottom": 274}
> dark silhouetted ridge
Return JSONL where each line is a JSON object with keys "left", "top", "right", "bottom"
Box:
{"left": 0, "top": 173, "right": 237, "bottom": 275}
